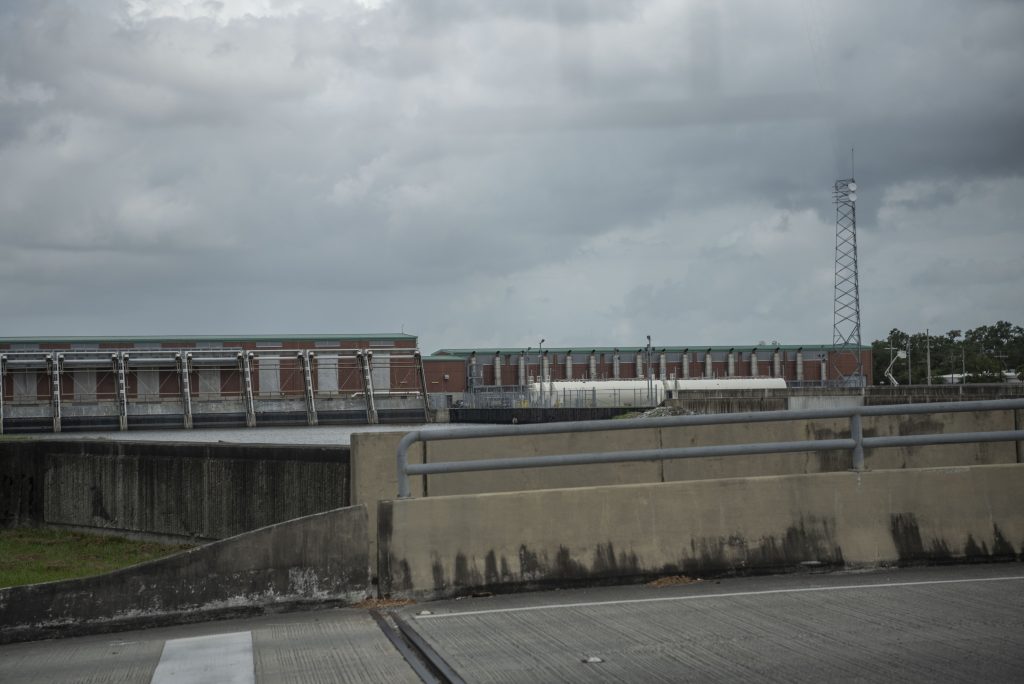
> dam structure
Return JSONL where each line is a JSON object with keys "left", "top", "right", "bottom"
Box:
{"left": 0, "top": 336, "right": 879, "bottom": 433}
{"left": 0, "top": 334, "right": 433, "bottom": 434}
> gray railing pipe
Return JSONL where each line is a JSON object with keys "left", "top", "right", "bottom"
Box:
{"left": 407, "top": 438, "right": 857, "bottom": 476}
{"left": 862, "top": 430, "right": 1024, "bottom": 449}
{"left": 396, "top": 398, "right": 1024, "bottom": 498}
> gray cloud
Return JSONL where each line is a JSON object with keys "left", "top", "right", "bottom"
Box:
{"left": 1, "top": 0, "right": 1021, "bottom": 352}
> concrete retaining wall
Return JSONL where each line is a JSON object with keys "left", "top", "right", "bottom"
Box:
{"left": 0, "top": 505, "right": 369, "bottom": 644}
{"left": 1, "top": 440, "right": 350, "bottom": 541}
{"left": 378, "top": 465, "right": 1024, "bottom": 599}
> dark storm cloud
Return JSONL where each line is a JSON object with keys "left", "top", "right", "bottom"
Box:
{"left": 0, "top": 0, "right": 1021, "bottom": 350}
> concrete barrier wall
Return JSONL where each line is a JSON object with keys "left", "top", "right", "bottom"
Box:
{"left": 352, "top": 410, "right": 1018, "bottom": 503}
{"left": 352, "top": 411, "right": 1017, "bottom": 579}
{"left": 350, "top": 432, "right": 423, "bottom": 570}
{"left": 1, "top": 440, "right": 350, "bottom": 540}
{"left": 378, "top": 465, "right": 1024, "bottom": 599}
{"left": 0, "top": 505, "right": 369, "bottom": 644}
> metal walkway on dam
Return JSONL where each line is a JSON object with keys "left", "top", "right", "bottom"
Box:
{"left": 1, "top": 565, "right": 1022, "bottom": 683}
{"left": 0, "top": 346, "right": 432, "bottom": 434}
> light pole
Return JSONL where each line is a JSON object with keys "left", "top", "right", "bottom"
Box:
{"left": 538, "top": 339, "right": 545, "bottom": 381}
{"left": 646, "top": 335, "right": 653, "bottom": 403}
{"left": 538, "top": 339, "right": 545, "bottom": 405}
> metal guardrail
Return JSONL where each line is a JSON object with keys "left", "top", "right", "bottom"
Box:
{"left": 395, "top": 398, "right": 1024, "bottom": 498}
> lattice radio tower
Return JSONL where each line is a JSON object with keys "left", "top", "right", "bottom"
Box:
{"left": 831, "top": 151, "right": 864, "bottom": 386}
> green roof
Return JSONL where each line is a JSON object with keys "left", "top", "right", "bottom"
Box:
{"left": 0, "top": 333, "right": 416, "bottom": 344}
{"left": 432, "top": 344, "right": 871, "bottom": 356}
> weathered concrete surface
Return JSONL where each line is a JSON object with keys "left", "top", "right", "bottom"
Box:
{"left": 403, "top": 565, "right": 1024, "bottom": 684}
{"left": 1, "top": 566, "right": 1020, "bottom": 683}
{"left": 424, "top": 429, "right": 664, "bottom": 497}
{"left": 659, "top": 409, "right": 1017, "bottom": 482}
{"left": 0, "top": 505, "right": 369, "bottom": 645}
{"left": 378, "top": 464, "right": 1024, "bottom": 599}
{"left": 0, "top": 606, "right": 423, "bottom": 683}
{"left": 350, "top": 432, "right": 423, "bottom": 576}
{"left": 0, "top": 440, "right": 350, "bottom": 540}
{"left": 351, "top": 428, "right": 662, "bottom": 577}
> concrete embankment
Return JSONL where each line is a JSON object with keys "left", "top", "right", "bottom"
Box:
{"left": 377, "top": 464, "right": 1024, "bottom": 600}
{"left": 0, "top": 505, "right": 369, "bottom": 645}
{"left": 0, "top": 440, "right": 350, "bottom": 541}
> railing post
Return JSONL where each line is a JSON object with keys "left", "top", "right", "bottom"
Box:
{"left": 397, "top": 431, "right": 420, "bottom": 498}
{"left": 850, "top": 411, "right": 865, "bottom": 471}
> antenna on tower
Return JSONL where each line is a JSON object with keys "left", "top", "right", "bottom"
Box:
{"left": 831, "top": 164, "right": 864, "bottom": 387}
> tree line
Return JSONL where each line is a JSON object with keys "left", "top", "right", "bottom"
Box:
{"left": 870, "top": 321, "right": 1023, "bottom": 385}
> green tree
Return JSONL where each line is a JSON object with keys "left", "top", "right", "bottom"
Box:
{"left": 869, "top": 321, "right": 1023, "bottom": 384}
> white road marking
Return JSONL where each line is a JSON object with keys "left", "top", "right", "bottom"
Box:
{"left": 151, "top": 630, "right": 255, "bottom": 684}
{"left": 415, "top": 574, "right": 1024, "bottom": 620}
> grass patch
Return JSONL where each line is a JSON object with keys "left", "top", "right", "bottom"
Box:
{"left": 0, "top": 528, "right": 194, "bottom": 589}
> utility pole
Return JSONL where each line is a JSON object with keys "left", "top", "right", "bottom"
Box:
{"left": 926, "top": 328, "right": 932, "bottom": 385}
{"left": 907, "top": 337, "right": 912, "bottom": 385}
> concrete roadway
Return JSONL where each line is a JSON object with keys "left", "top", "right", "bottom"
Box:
{"left": 1, "top": 564, "right": 1022, "bottom": 683}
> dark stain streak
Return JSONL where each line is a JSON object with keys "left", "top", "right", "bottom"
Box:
{"left": 991, "top": 524, "right": 1016, "bottom": 557}
{"left": 453, "top": 552, "right": 482, "bottom": 587}
{"left": 430, "top": 553, "right": 445, "bottom": 591}
{"left": 499, "top": 556, "right": 511, "bottom": 581}
{"left": 554, "top": 546, "right": 586, "bottom": 579}
{"left": 890, "top": 513, "right": 926, "bottom": 559}
{"left": 518, "top": 545, "right": 542, "bottom": 579}
{"left": 963, "top": 535, "right": 987, "bottom": 557}
{"left": 484, "top": 550, "right": 499, "bottom": 585}
{"left": 90, "top": 486, "right": 112, "bottom": 522}
{"left": 928, "top": 539, "right": 953, "bottom": 559}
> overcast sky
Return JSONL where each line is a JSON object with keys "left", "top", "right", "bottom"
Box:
{"left": 1, "top": 0, "right": 1021, "bottom": 353}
